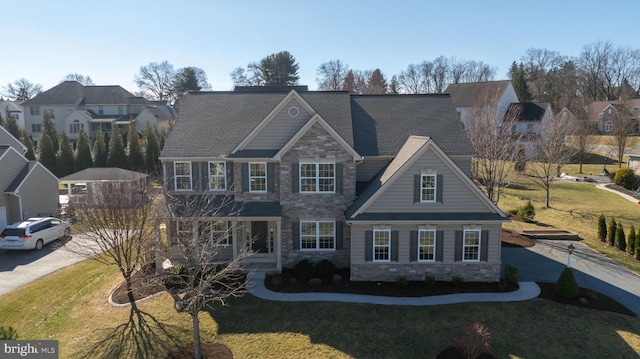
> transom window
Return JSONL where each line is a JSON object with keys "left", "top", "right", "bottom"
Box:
{"left": 199, "top": 221, "right": 231, "bottom": 245}
{"left": 249, "top": 162, "right": 267, "bottom": 192}
{"left": 209, "top": 161, "right": 226, "bottom": 191}
{"left": 373, "top": 229, "right": 391, "bottom": 262}
{"left": 418, "top": 229, "right": 436, "bottom": 262}
{"left": 421, "top": 174, "right": 436, "bottom": 202}
{"left": 174, "top": 162, "right": 192, "bottom": 191}
{"left": 300, "top": 162, "right": 335, "bottom": 193}
{"left": 300, "top": 221, "right": 335, "bottom": 250}
{"left": 463, "top": 229, "right": 481, "bottom": 262}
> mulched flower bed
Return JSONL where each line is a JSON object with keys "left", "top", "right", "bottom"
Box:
{"left": 536, "top": 282, "right": 635, "bottom": 316}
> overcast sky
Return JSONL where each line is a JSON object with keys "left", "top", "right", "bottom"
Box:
{"left": 2, "top": 0, "right": 638, "bottom": 94}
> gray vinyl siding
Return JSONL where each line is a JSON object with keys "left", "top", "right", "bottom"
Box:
{"left": 244, "top": 98, "right": 313, "bottom": 150}
{"left": 18, "top": 165, "right": 59, "bottom": 218}
{"left": 451, "top": 156, "right": 472, "bottom": 177}
{"left": 364, "top": 148, "right": 489, "bottom": 213}
{"left": 351, "top": 222, "right": 501, "bottom": 265}
{"left": 8, "top": 196, "right": 21, "bottom": 223}
{"left": 0, "top": 130, "right": 24, "bottom": 152}
{"left": 356, "top": 157, "right": 391, "bottom": 182}
{"left": 0, "top": 150, "right": 27, "bottom": 192}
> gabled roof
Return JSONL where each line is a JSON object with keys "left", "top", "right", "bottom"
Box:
{"left": 346, "top": 136, "right": 506, "bottom": 221}
{"left": 5, "top": 161, "right": 58, "bottom": 194}
{"left": 22, "top": 81, "right": 143, "bottom": 106}
{"left": 585, "top": 99, "right": 640, "bottom": 118}
{"left": 505, "top": 102, "right": 549, "bottom": 122}
{"left": 59, "top": 167, "right": 147, "bottom": 183}
{"left": 0, "top": 126, "right": 26, "bottom": 154}
{"left": 444, "top": 80, "right": 513, "bottom": 108}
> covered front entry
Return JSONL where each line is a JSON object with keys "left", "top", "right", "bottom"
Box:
{"left": 241, "top": 220, "right": 280, "bottom": 271}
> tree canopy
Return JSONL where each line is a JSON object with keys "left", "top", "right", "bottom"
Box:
{"left": 232, "top": 51, "right": 299, "bottom": 86}
{"left": 3, "top": 78, "right": 42, "bottom": 101}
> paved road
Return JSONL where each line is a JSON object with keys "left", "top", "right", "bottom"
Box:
{"left": 0, "top": 234, "right": 92, "bottom": 296}
{"left": 502, "top": 239, "right": 640, "bottom": 316}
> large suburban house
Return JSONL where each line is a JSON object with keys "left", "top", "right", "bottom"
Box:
{"left": 444, "top": 80, "right": 518, "bottom": 129}
{"left": 504, "top": 102, "right": 553, "bottom": 138}
{"left": 0, "top": 101, "right": 24, "bottom": 129}
{"left": 584, "top": 99, "right": 640, "bottom": 134}
{"left": 0, "top": 126, "right": 59, "bottom": 231}
{"left": 21, "top": 81, "right": 175, "bottom": 142}
{"left": 159, "top": 87, "right": 508, "bottom": 282}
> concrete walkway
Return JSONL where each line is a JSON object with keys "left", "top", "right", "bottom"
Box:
{"left": 247, "top": 272, "right": 540, "bottom": 306}
{"left": 596, "top": 183, "right": 640, "bottom": 204}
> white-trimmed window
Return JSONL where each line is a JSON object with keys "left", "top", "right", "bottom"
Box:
{"left": 418, "top": 229, "right": 436, "bottom": 262}
{"left": 604, "top": 121, "right": 613, "bottom": 133}
{"left": 31, "top": 124, "right": 41, "bottom": 133}
{"left": 300, "top": 162, "right": 335, "bottom": 193}
{"left": 174, "top": 161, "right": 192, "bottom": 191}
{"left": 420, "top": 174, "right": 436, "bottom": 202}
{"left": 373, "top": 229, "right": 391, "bottom": 262}
{"left": 199, "top": 221, "right": 231, "bottom": 245}
{"left": 70, "top": 120, "right": 83, "bottom": 134}
{"left": 249, "top": 162, "right": 267, "bottom": 192}
{"left": 463, "top": 229, "right": 481, "bottom": 262}
{"left": 30, "top": 106, "right": 40, "bottom": 116}
{"left": 98, "top": 105, "right": 104, "bottom": 115}
{"left": 300, "top": 221, "right": 335, "bottom": 250}
{"left": 118, "top": 106, "right": 124, "bottom": 115}
{"left": 209, "top": 161, "right": 226, "bottom": 191}
{"left": 173, "top": 220, "right": 194, "bottom": 245}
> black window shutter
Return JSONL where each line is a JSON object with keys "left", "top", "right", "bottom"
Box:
{"left": 191, "top": 162, "right": 199, "bottom": 191}
{"left": 436, "top": 231, "right": 444, "bottom": 261}
{"left": 241, "top": 163, "right": 248, "bottom": 192}
{"left": 227, "top": 221, "right": 233, "bottom": 244}
{"left": 455, "top": 230, "right": 462, "bottom": 261}
{"left": 335, "top": 221, "right": 343, "bottom": 249}
{"left": 292, "top": 163, "right": 299, "bottom": 193}
{"left": 437, "top": 174, "right": 444, "bottom": 203}
{"left": 226, "top": 162, "right": 234, "bottom": 189}
{"left": 365, "top": 230, "right": 373, "bottom": 262}
{"left": 481, "top": 230, "right": 489, "bottom": 261}
{"left": 267, "top": 163, "right": 275, "bottom": 193}
{"left": 410, "top": 231, "right": 418, "bottom": 262}
{"left": 292, "top": 221, "right": 300, "bottom": 250}
{"left": 166, "top": 163, "right": 175, "bottom": 191}
{"left": 414, "top": 175, "right": 420, "bottom": 203}
{"left": 391, "top": 231, "right": 399, "bottom": 262}
{"left": 335, "top": 163, "right": 343, "bottom": 193}
{"left": 201, "top": 162, "right": 208, "bottom": 191}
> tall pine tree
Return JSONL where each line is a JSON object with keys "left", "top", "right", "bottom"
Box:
{"left": 37, "top": 131, "right": 57, "bottom": 173}
{"left": 144, "top": 122, "right": 161, "bottom": 174}
{"left": 56, "top": 132, "right": 74, "bottom": 177}
{"left": 74, "top": 127, "right": 93, "bottom": 171}
{"left": 508, "top": 61, "right": 532, "bottom": 102}
{"left": 127, "top": 125, "right": 143, "bottom": 170}
{"left": 4, "top": 112, "right": 20, "bottom": 139}
{"left": 107, "top": 127, "right": 126, "bottom": 168}
{"left": 92, "top": 131, "right": 108, "bottom": 167}
{"left": 42, "top": 111, "right": 59, "bottom": 152}
{"left": 19, "top": 130, "right": 36, "bottom": 160}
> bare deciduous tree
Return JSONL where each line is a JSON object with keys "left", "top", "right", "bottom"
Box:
{"left": 316, "top": 60, "right": 349, "bottom": 90}
{"left": 159, "top": 193, "right": 253, "bottom": 359}
{"left": 605, "top": 100, "right": 638, "bottom": 168}
{"left": 62, "top": 73, "right": 95, "bottom": 86}
{"left": 3, "top": 78, "right": 42, "bottom": 101}
{"left": 135, "top": 61, "right": 176, "bottom": 101}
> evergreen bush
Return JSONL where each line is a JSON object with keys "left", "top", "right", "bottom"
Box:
{"left": 608, "top": 218, "right": 617, "bottom": 246}
{"left": 314, "top": 259, "right": 336, "bottom": 281}
{"left": 504, "top": 264, "right": 519, "bottom": 285}
{"left": 0, "top": 326, "right": 18, "bottom": 340}
{"left": 616, "top": 223, "right": 627, "bottom": 252}
{"left": 293, "top": 259, "right": 315, "bottom": 282}
{"left": 517, "top": 201, "right": 536, "bottom": 222}
{"left": 614, "top": 168, "right": 636, "bottom": 190}
{"left": 597, "top": 214, "right": 607, "bottom": 242}
{"left": 628, "top": 225, "right": 636, "bottom": 256}
{"left": 555, "top": 267, "right": 579, "bottom": 299}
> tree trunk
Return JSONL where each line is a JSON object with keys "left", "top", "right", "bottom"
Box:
{"left": 191, "top": 311, "right": 202, "bottom": 359}
{"left": 124, "top": 274, "right": 138, "bottom": 312}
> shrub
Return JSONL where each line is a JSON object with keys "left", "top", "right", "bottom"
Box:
{"left": 507, "top": 208, "right": 518, "bottom": 215}
{"left": 454, "top": 322, "right": 492, "bottom": 359}
{"left": 628, "top": 225, "right": 636, "bottom": 255}
{"left": 314, "top": 259, "right": 336, "bottom": 281}
{"left": 0, "top": 326, "right": 18, "bottom": 340}
{"left": 616, "top": 223, "right": 627, "bottom": 252}
{"left": 556, "top": 267, "right": 579, "bottom": 299}
{"left": 514, "top": 145, "right": 526, "bottom": 173}
{"left": 270, "top": 274, "right": 283, "bottom": 287}
{"left": 424, "top": 274, "right": 436, "bottom": 289}
{"left": 293, "top": 259, "right": 315, "bottom": 282}
{"left": 504, "top": 264, "right": 518, "bottom": 285}
{"left": 308, "top": 278, "right": 323, "bottom": 288}
{"left": 452, "top": 275, "right": 465, "bottom": 288}
{"left": 614, "top": 167, "right": 636, "bottom": 190}
{"left": 395, "top": 276, "right": 408, "bottom": 288}
{"left": 608, "top": 218, "right": 617, "bottom": 246}
{"left": 597, "top": 214, "right": 607, "bottom": 242}
{"left": 517, "top": 201, "right": 535, "bottom": 222}
{"left": 636, "top": 234, "right": 640, "bottom": 260}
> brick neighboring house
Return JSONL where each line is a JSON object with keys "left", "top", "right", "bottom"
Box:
{"left": 159, "top": 87, "right": 508, "bottom": 282}
{"left": 0, "top": 126, "right": 59, "bottom": 231}
{"left": 585, "top": 99, "right": 640, "bottom": 134}
{"left": 21, "top": 81, "right": 175, "bottom": 142}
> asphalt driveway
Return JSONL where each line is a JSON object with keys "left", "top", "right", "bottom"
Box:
{"left": 0, "top": 234, "right": 92, "bottom": 296}
{"left": 502, "top": 239, "right": 640, "bottom": 316}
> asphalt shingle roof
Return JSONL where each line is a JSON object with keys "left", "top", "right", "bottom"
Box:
{"left": 444, "top": 80, "right": 512, "bottom": 108}
{"left": 22, "top": 81, "right": 144, "bottom": 106}
{"left": 505, "top": 102, "right": 548, "bottom": 122}
{"left": 59, "top": 167, "right": 147, "bottom": 182}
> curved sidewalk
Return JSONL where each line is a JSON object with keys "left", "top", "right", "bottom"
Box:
{"left": 595, "top": 183, "right": 640, "bottom": 204}
{"left": 247, "top": 272, "right": 540, "bottom": 306}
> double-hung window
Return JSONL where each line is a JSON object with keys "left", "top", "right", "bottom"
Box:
{"left": 174, "top": 162, "right": 192, "bottom": 191}
{"left": 173, "top": 220, "right": 193, "bottom": 245}
{"left": 373, "top": 229, "right": 391, "bottom": 262}
{"left": 418, "top": 229, "right": 436, "bottom": 262}
{"left": 249, "top": 162, "right": 267, "bottom": 192}
{"left": 300, "top": 221, "right": 335, "bottom": 250}
{"left": 209, "top": 161, "right": 226, "bottom": 191}
{"left": 199, "top": 221, "right": 231, "bottom": 245}
{"left": 30, "top": 106, "right": 40, "bottom": 116}
{"left": 420, "top": 174, "right": 436, "bottom": 202}
{"left": 31, "top": 124, "right": 42, "bottom": 133}
{"left": 300, "top": 162, "right": 335, "bottom": 193}
{"left": 463, "top": 229, "right": 481, "bottom": 262}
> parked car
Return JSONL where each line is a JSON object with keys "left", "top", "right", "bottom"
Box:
{"left": 0, "top": 217, "right": 71, "bottom": 250}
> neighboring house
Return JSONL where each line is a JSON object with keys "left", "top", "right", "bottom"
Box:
{"left": 584, "top": 99, "right": 640, "bottom": 134}
{"left": 21, "top": 81, "right": 175, "bottom": 142}
{"left": 627, "top": 154, "right": 640, "bottom": 179}
{"left": 0, "top": 101, "right": 25, "bottom": 129}
{"left": 136, "top": 101, "right": 177, "bottom": 135}
{"left": 59, "top": 167, "right": 148, "bottom": 207}
{"left": 0, "top": 126, "right": 59, "bottom": 231}
{"left": 159, "top": 87, "right": 508, "bottom": 282}
{"left": 444, "top": 80, "right": 519, "bottom": 128}
{"left": 504, "top": 102, "right": 553, "bottom": 138}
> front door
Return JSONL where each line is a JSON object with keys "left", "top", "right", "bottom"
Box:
{"left": 251, "top": 221, "right": 269, "bottom": 253}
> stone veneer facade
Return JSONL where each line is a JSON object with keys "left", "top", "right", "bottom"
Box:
{"left": 350, "top": 262, "right": 501, "bottom": 282}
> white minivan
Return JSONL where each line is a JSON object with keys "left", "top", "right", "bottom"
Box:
{"left": 0, "top": 217, "right": 71, "bottom": 250}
